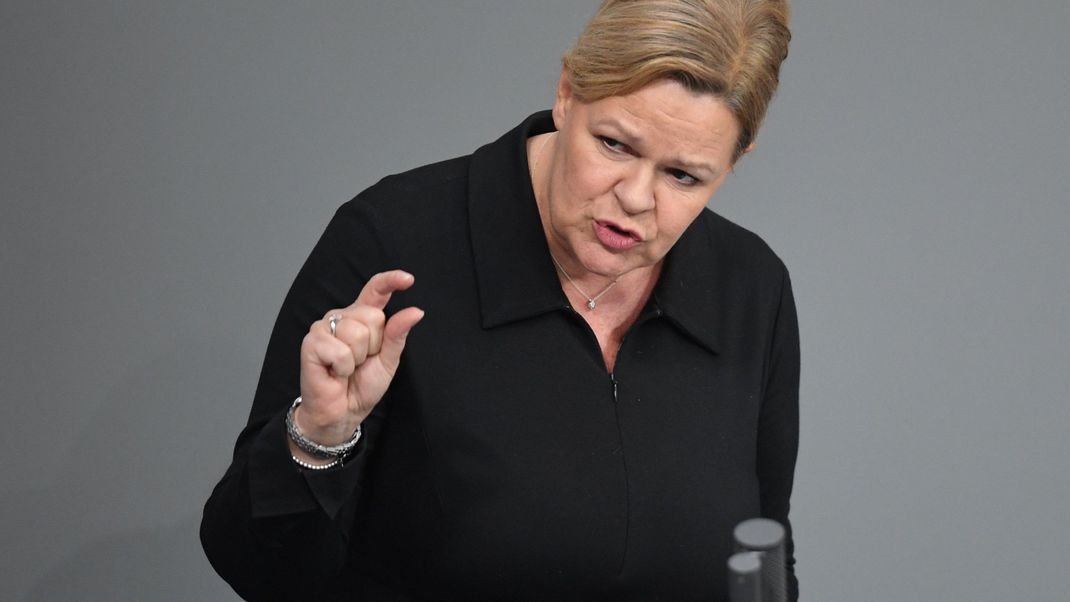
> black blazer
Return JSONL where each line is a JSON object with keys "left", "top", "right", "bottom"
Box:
{"left": 201, "top": 112, "right": 800, "bottom": 601}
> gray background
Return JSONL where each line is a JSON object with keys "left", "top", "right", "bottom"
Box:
{"left": 3, "top": 1, "right": 1068, "bottom": 600}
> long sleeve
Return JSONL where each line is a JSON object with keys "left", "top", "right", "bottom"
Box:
{"left": 756, "top": 263, "right": 801, "bottom": 601}
{"left": 200, "top": 113, "right": 803, "bottom": 600}
{"left": 200, "top": 198, "right": 393, "bottom": 600}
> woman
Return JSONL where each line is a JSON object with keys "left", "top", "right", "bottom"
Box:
{"left": 202, "top": 1, "right": 797, "bottom": 600}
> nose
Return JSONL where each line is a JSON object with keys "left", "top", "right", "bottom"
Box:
{"left": 613, "top": 165, "right": 656, "bottom": 215}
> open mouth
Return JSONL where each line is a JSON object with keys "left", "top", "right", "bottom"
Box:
{"left": 600, "top": 220, "right": 640, "bottom": 241}
{"left": 594, "top": 220, "right": 641, "bottom": 250}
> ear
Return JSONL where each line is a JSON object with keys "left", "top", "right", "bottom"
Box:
{"left": 730, "top": 139, "right": 757, "bottom": 170}
{"left": 552, "top": 67, "right": 574, "bottom": 130}
{"left": 729, "top": 139, "right": 756, "bottom": 172}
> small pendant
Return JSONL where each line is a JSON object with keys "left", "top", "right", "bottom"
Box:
{"left": 587, "top": 299, "right": 597, "bottom": 310}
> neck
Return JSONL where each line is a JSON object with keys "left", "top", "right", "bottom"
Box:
{"left": 527, "top": 131, "right": 662, "bottom": 313}
{"left": 554, "top": 256, "right": 662, "bottom": 317}
{"left": 528, "top": 131, "right": 554, "bottom": 210}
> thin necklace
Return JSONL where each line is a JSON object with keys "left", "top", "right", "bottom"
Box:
{"left": 550, "top": 253, "right": 618, "bottom": 311}
{"left": 530, "top": 131, "right": 554, "bottom": 181}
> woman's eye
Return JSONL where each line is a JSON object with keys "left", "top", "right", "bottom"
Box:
{"left": 668, "top": 168, "right": 699, "bottom": 186}
{"left": 599, "top": 136, "right": 626, "bottom": 152}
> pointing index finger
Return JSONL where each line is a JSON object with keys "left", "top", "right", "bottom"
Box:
{"left": 352, "top": 270, "right": 415, "bottom": 310}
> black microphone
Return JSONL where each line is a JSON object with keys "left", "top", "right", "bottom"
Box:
{"left": 731, "top": 518, "right": 786, "bottom": 602}
{"left": 727, "top": 551, "right": 763, "bottom": 602}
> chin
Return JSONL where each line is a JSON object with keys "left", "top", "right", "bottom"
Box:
{"left": 581, "top": 248, "right": 638, "bottom": 277}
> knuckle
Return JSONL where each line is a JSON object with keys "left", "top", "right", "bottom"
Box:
{"left": 353, "top": 307, "right": 385, "bottom": 328}
{"left": 350, "top": 323, "right": 371, "bottom": 347}
{"left": 335, "top": 319, "right": 360, "bottom": 342}
{"left": 331, "top": 342, "right": 354, "bottom": 365}
{"left": 369, "top": 308, "right": 388, "bottom": 328}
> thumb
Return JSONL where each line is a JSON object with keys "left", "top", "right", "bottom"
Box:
{"left": 376, "top": 307, "right": 425, "bottom": 375}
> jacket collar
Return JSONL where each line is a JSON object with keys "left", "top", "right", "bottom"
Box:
{"left": 467, "top": 111, "right": 721, "bottom": 355}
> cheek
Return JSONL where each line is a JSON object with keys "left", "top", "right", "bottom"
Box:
{"left": 564, "top": 145, "right": 618, "bottom": 197}
{"left": 654, "top": 195, "right": 709, "bottom": 240}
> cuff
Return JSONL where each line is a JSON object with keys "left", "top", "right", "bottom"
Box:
{"left": 247, "top": 410, "right": 366, "bottom": 520}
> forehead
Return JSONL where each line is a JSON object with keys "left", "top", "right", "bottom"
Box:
{"left": 583, "top": 79, "right": 740, "bottom": 170}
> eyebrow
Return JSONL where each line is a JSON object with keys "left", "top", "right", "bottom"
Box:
{"left": 673, "top": 157, "right": 719, "bottom": 177}
{"left": 596, "top": 117, "right": 720, "bottom": 177}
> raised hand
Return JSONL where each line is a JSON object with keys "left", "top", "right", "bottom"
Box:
{"left": 293, "top": 270, "right": 424, "bottom": 452}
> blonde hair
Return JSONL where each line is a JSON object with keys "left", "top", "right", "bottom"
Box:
{"left": 563, "top": 0, "right": 791, "bottom": 162}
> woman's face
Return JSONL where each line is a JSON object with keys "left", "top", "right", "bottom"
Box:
{"left": 540, "top": 74, "right": 742, "bottom": 280}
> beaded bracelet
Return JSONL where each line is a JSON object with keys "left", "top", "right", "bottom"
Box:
{"left": 285, "top": 396, "right": 362, "bottom": 460}
{"left": 290, "top": 454, "right": 340, "bottom": 471}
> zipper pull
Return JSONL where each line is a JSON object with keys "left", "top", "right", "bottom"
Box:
{"left": 610, "top": 373, "right": 619, "bottom": 403}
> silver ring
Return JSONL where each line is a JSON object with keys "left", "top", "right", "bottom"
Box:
{"left": 329, "top": 314, "right": 340, "bottom": 337}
